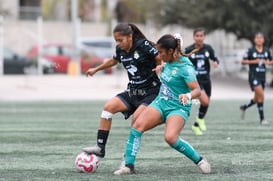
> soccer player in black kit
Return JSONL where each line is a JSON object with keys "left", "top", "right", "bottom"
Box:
{"left": 185, "top": 28, "right": 219, "bottom": 135}
{"left": 240, "top": 32, "right": 273, "bottom": 125}
{"left": 82, "top": 23, "right": 162, "bottom": 158}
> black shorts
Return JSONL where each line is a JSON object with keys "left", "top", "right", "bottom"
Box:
{"left": 198, "top": 80, "right": 211, "bottom": 97}
{"left": 116, "top": 87, "right": 159, "bottom": 119}
{"left": 248, "top": 78, "right": 265, "bottom": 91}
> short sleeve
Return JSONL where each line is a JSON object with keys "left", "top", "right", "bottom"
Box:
{"left": 208, "top": 45, "right": 219, "bottom": 62}
{"left": 113, "top": 46, "right": 121, "bottom": 62}
{"left": 267, "top": 49, "right": 272, "bottom": 60}
{"left": 243, "top": 48, "right": 251, "bottom": 60}
{"left": 142, "top": 40, "right": 159, "bottom": 58}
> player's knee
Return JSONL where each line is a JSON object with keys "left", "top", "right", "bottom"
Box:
{"left": 132, "top": 120, "right": 145, "bottom": 132}
{"left": 164, "top": 133, "right": 177, "bottom": 145}
{"left": 101, "top": 110, "right": 113, "bottom": 120}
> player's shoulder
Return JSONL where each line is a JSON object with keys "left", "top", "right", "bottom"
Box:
{"left": 185, "top": 44, "right": 195, "bottom": 52}
{"left": 203, "top": 43, "right": 214, "bottom": 50}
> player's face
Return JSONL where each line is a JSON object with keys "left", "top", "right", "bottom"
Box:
{"left": 254, "top": 34, "right": 264, "bottom": 47}
{"left": 114, "top": 32, "right": 133, "bottom": 52}
{"left": 194, "top": 31, "right": 205, "bottom": 46}
{"left": 157, "top": 46, "right": 174, "bottom": 63}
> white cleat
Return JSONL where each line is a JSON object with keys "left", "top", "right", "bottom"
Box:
{"left": 260, "top": 119, "right": 270, "bottom": 125}
{"left": 114, "top": 166, "right": 135, "bottom": 175}
{"left": 82, "top": 145, "right": 105, "bottom": 158}
{"left": 197, "top": 158, "right": 211, "bottom": 174}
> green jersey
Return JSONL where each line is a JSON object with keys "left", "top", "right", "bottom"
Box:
{"left": 159, "top": 56, "right": 196, "bottom": 107}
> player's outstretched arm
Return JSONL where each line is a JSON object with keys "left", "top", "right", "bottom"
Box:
{"left": 86, "top": 58, "right": 118, "bottom": 77}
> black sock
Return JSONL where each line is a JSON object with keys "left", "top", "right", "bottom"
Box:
{"left": 97, "top": 129, "right": 109, "bottom": 149}
{"left": 246, "top": 99, "right": 255, "bottom": 109}
{"left": 198, "top": 106, "right": 208, "bottom": 119}
{"left": 257, "top": 102, "right": 264, "bottom": 120}
{"left": 194, "top": 122, "right": 199, "bottom": 127}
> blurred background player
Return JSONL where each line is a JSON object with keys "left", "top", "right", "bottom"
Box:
{"left": 83, "top": 23, "right": 162, "bottom": 158}
{"left": 240, "top": 32, "right": 273, "bottom": 125}
{"left": 184, "top": 28, "right": 219, "bottom": 135}
{"left": 114, "top": 33, "right": 210, "bottom": 175}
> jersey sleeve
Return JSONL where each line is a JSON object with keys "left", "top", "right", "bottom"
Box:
{"left": 208, "top": 45, "right": 219, "bottom": 63}
{"left": 142, "top": 40, "right": 159, "bottom": 59}
{"left": 267, "top": 49, "right": 272, "bottom": 60}
{"left": 184, "top": 66, "right": 197, "bottom": 83}
{"left": 113, "top": 46, "right": 121, "bottom": 63}
{"left": 183, "top": 58, "right": 197, "bottom": 82}
{"left": 243, "top": 48, "right": 251, "bottom": 60}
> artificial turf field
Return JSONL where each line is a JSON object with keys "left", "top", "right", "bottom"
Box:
{"left": 0, "top": 100, "right": 273, "bottom": 181}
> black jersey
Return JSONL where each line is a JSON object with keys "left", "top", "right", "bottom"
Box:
{"left": 185, "top": 44, "right": 219, "bottom": 82}
{"left": 113, "top": 38, "right": 160, "bottom": 91}
{"left": 243, "top": 47, "right": 272, "bottom": 80}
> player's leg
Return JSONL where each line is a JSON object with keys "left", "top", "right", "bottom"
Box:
{"left": 192, "top": 82, "right": 210, "bottom": 135}
{"left": 83, "top": 96, "right": 128, "bottom": 157}
{"left": 240, "top": 79, "right": 257, "bottom": 120}
{"left": 118, "top": 93, "right": 159, "bottom": 168}
{"left": 254, "top": 83, "right": 268, "bottom": 125}
{"left": 166, "top": 115, "right": 211, "bottom": 174}
{"left": 114, "top": 106, "right": 162, "bottom": 175}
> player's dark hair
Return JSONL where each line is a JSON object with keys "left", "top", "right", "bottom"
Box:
{"left": 113, "top": 23, "right": 147, "bottom": 40}
{"left": 193, "top": 27, "right": 206, "bottom": 35}
{"left": 254, "top": 32, "right": 264, "bottom": 39}
{"left": 157, "top": 34, "right": 198, "bottom": 57}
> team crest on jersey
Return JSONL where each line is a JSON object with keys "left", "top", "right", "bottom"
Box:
{"left": 134, "top": 51, "right": 140, "bottom": 59}
{"left": 253, "top": 52, "right": 257, "bottom": 58}
{"left": 265, "top": 52, "right": 268, "bottom": 58}
{"left": 172, "top": 68, "right": 177, "bottom": 75}
{"left": 205, "top": 51, "right": 210, "bottom": 57}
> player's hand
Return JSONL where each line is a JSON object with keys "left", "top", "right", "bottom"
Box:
{"left": 179, "top": 94, "right": 190, "bottom": 105}
{"left": 152, "top": 64, "right": 164, "bottom": 75}
{"left": 86, "top": 68, "right": 97, "bottom": 77}
{"left": 212, "top": 61, "right": 219, "bottom": 68}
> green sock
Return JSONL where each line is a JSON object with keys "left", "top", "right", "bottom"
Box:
{"left": 171, "top": 137, "right": 201, "bottom": 164}
{"left": 125, "top": 128, "right": 142, "bottom": 165}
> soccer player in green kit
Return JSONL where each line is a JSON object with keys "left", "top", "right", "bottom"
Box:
{"left": 185, "top": 27, "right": 219, "bottom": 135}
{"left": 240, "top": 32, "right": 273, "bottom": 125}
{"left": 114, "top": 33, "right": 211, "bottom": 175}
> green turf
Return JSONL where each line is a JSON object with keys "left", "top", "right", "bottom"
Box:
{"left": 0, "top": 100, "right": 273, "bottom": 181}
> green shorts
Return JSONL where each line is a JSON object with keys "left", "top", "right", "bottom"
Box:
{"left": 149, "top": 97, "right": 191, "bottom": 124}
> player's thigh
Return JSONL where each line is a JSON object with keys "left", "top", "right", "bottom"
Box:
{"left": 165, "top": 115, "right": 185, "bottom": 144}
{"left": 103, "top": 96, "right": 128, "bottom": 113}
{"left": 131, "top": 104, "right": 147, "bottom": 125}
{"left": 253, "top": 85, "right": 264, "bottom": 101}
{"left": 133, "top": 106, "right": 162, "bottom": 132}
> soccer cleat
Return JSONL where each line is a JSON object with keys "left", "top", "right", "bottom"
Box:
{"left": 240, "top": 105, "right": 247, "bottom": 120}
{"left": 118, "top": 156, "right": 125, "bottom": 169}
{"left": 192, "top": 125, "right": 203, "bottom": 136}
{"left": 197, "top": 118, "right": 207, "bottom": 131}
{"left": 260, "top": 119, "right": 269, "bottom": 125}
{"left": 82, "top": 145, "right": 105, "bottom": 158}
{"left": 197, "top": 157, "right": 211, "bottom": 174}
{"left": 114, "top": 165, "right": 135, "bottom": 175}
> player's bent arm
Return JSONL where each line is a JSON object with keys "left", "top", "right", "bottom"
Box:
{"left": 178, "top": 81, "right": 201, "bottom": 105}
{"left": 86, "top": 58, "right": 119, "bottom": 76}
{"left": 265, "top": 60, "right": 273, "bottom": 65}
{"left": 187, "top": 81, "right": 201, "bottom": 99}
{"left": 241, "top": 59, "right": 260, "bottom": 65}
